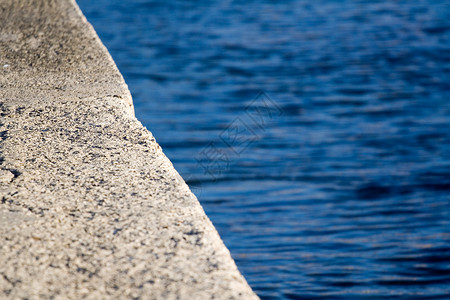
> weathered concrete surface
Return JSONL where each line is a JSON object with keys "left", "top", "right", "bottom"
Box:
{"left": 0, "top": 0, "right": 259, "bottom": 299}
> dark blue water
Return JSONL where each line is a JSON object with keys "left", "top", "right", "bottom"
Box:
{"left": 78, "top": 1, "right": 450, "bottom": 298}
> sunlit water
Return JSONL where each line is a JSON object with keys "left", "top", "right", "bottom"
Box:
{"left": 78, "top": 1, "right": 450, "bottom": 298}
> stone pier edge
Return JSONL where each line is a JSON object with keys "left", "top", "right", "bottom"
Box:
{"left": 0, "top": 0, "right": 259, "bottom": 298}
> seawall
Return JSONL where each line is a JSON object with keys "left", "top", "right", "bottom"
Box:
{"left": 0, "top": 0, "right": 258, "bottom": 299}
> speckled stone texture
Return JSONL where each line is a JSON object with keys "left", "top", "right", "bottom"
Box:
{"left": 0, "top": 0, "right": 258, "bottom": 299}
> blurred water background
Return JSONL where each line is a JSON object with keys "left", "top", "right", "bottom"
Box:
{"left": 78, "top": 1, "right": 450, "bottom": 299}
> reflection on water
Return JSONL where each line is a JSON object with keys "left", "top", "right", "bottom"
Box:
{"left": 78, "top": 0, "right": 450, "bottom": 298}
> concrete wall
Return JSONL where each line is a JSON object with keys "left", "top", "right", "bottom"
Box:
{"left": 0, "top": 0, "right": 258, "bottom": 298}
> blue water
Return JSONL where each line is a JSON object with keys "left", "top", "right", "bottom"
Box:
{"left": 78, "top": 1, "right": 450, "bottom": 298}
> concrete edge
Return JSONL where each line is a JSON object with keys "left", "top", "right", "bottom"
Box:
{"left": 69, "top": 0, "right": 134, "bottom": 114}
{"left": 0, "top": 0, "right": 259, "bottom": 298}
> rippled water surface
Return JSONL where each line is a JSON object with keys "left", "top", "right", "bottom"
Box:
{"left": 78, "top": 1, "right": 450, "bottom": 298}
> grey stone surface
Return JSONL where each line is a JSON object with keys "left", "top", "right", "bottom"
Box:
{"left": 0, "top": 0, "right": 259, "bottom": 299}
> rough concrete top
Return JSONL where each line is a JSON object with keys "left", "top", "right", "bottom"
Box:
{"left": 0, "top": 0, "right": 258, "bottom": 299}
